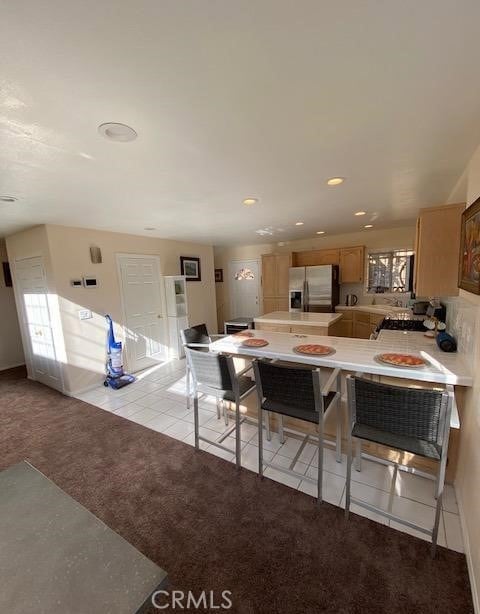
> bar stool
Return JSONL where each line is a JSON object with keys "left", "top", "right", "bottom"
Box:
{"left": 345, "top": 375, "right": 453, "bottom": 557}
{"left": 252, "top": 359, "right": 341, "bottom": 504}
{"left": 185, "top": 347, "right": 256, "bottom": 468}
{"left": 180, "top": 324, "right": 225, "bottom": 412}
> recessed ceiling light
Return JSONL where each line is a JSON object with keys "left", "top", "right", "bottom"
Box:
{"left": 326, "top": 177, "right": 344, "bottom": 186}
{"left": 144, "top": 227, "right": 156, "bottom": 231}
{"left": 316, "top": 231, "right": 325, "bottom": 235}
{"left": 295, "top": 221, "right": 304, "bottom": 226}
{"left": 364, "top": 224, "right": 373, "bottom": 228}
{"left": 243, "top": 198, "right": 258, "bottom": 206}
{"left": 0, "top": 195, "right": 17, "bottom": 203}
{"left": 355, "top": 210, "right": 366, "bottom": 216}
{"left": 98, "top": 122, "right": 137, "bottom": 142}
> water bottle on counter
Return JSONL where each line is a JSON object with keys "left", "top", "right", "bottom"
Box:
{"left": 436, "top": 331, "right": 457, "bottom": 352}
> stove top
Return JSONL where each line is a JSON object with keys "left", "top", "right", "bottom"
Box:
{"left": 379, "top": 318, "right": 426, "bottom": 331}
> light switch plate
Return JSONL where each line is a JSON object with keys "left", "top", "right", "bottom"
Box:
{"left": 78, "top": 309, "right": 93, "bottom": 320}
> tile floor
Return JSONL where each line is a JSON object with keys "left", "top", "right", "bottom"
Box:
{"left": 75, "top": 359, "right": 464, "bottom": 553}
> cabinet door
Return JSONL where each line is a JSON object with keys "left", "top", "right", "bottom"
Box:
{"left": 276, "top": 297, "right": 289, "bottom": 311}
{"left": 261, "top": 255, "right": 277, "bottom": 297}
{"left": 335, "top": 320, "right": 353, "bottom": 337}
{"left": 414, "top": 203, "right": 464, "bottom": 297}
{"left": 262, "top": 297, "right": 278, "bottom": 314}
{"left": 316, "top": 249, "right": 340, "bottom": 265}
{"left": 340, "top": 246, "right": 365, "bottom": 283}
{"left": 276, "top": 253, "right": 292, "bottom": 296}
{"left": 354, "top": 320, "right": 371, "bottom": 339}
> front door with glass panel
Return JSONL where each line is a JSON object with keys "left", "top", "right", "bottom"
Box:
{"left": 229, "top": 259, "right": 260, "bottom": 319}
{"left": 117, "top": 255, "right": 168, "bottom": 372}
{"left": 14, "top": 256, "right": 63, "bottom": 390}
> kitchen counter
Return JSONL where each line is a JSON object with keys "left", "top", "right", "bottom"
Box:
{"left": 255, "top": 311, "right": 343, "bottom": 326}
{"left": 211, "top": 329, "right": 472, "bottom": 387}
{"left": 335, "top": 305, "right": 414, "bottom": 317}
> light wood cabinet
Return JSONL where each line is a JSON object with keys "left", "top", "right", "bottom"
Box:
{"left": 293, "top": 249, "right": 339, "bottom": 267}
{"left": 339, "top": 246, "right": 365, "bottom": 283}
{"left": 261, "top": 253, "right": 292, "bottom": 314}
{"left": 335, "top": 308, "right": 381, "bottom": 338}
{"left": 414, "top": 203, "right": 465, "bottom": 297}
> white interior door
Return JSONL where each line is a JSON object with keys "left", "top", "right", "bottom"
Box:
{"left": 14, "top": 256, "right": 63, "bottom": 390}
{"left": 117, "top": 255, "right": 168, "bottom": 373}
{"left": 229, "top": 259, "right": 260, "bottom": 319}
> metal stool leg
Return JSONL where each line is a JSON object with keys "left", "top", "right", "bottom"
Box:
{"left": 278, "top": 415, "right": 285, "bottom": 444}
{"left": 186, "top": 365, "right": 191, "bottom": 410}
{"left": 258, "top": 407, "right": 264, "bottom": 478}
{"left": 355, "top": 439, "right": 362, "bottom": 471}
{"left": 265, "top": 410, "right": 271, "bottom": 441}
{"left": 193, "top": 392, "right": 200, "bottom": 450}
{"left": 345, "top": 429, "right": 353, "bottom": 518}
{"left": 317, "top": 417, "right": 324, "bottom": 505}
{"left": 216, "top": 397, "right": 221, "bottom": 420}
{"left": 223, "top": 400, "right": 229, "bottom": 426}
{"left": 336, "top": 401, "right": 342, "bottom": 463}
{"left": 235, "top": 398, "right": 241, "bottom": 469}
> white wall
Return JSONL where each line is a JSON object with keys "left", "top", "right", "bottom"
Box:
{"left": 7, "top": 224, "right": 217, "bottom": 394}
{"left": 214, "top": 225, "right": 416, "bottom": 328}
{"left": 445, "top": 144, "right": 480, "bottom": 612}
{"left": 0, "top": 239, "right": 24, "bottom": 370}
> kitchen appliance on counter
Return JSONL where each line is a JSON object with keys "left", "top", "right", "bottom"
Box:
{"left": 378, "top": 319, "right": 426, "bottom": 332}
{"left": 345, "top": 294, "right": 358, "bottom": 306}
{"left": 289, "top": 265, "right": 339, "bottom": 313}
{"left": 413, "top": 300, "right": 446, "bottom": 321}
{"left": 224, "top": 317, "right": 255, "bottom": 335}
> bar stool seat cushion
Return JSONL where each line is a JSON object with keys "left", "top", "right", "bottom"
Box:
{"left": 352, "top": 423, "right": 441, "bottom": 460}
{"left": 262, "top": 391, "right": 337, "bottom": 424}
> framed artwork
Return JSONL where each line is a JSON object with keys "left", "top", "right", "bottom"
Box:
{"left": 459, "top": 197, "right": 480, "bottom": 295}
{"left": 215, "top": 268, "right": 223, "bottom": 283}
{"left": 180, "top": 256, "right": 201, "bottom": 281}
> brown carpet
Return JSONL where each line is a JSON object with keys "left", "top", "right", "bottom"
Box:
{"left": 0, "top": 367, "right": 473, "bottom": 614}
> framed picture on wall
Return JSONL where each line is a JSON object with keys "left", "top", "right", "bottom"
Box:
{"left": 459, "top": 196, "right": 480, "bottom": 295}
{"left": 214, "top": 268, "right": 223, "bottom": 282}
{"left": 180, "top": 256, "right": 201, "bottom": 281}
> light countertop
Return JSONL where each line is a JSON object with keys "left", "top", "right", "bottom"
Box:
{"left": 254, "top": 311, "right": 343, "bottom": 326}
{"left": 211, "top": 329, "right": 472, "bottom": 387}
{"left": 335, "top": 305, "right": 413, "bottom": 317}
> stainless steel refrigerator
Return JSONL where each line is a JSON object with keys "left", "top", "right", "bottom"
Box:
{"left": 289, "top": 265, "right": 339, "bottom": 312}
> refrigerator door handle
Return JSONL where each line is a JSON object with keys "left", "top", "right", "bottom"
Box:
{"left": 304, "top": 280, "right": 309, "bottom": 312}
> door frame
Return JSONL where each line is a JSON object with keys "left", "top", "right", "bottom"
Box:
{"left": 116, "top": 253, "right": 167, "bottom": 372}
{"left": 228, "top": 258, "right": 260, "bottom": 320}
{"left": 11, "top": 253, "right": 65, "bottom": 392}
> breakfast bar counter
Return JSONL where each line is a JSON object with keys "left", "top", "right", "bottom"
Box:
{"left": 211, "top": 329, "right": 473, "bottom": 387}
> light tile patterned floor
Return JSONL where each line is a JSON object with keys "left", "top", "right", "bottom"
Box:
{"left": 75, "top": 359, "right": 464, "bottom": 553}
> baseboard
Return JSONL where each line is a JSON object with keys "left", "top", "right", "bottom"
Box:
{"left": 457, "top": 494, "right": 479, "bottom": 613}
{"left": 0, "top": 362, "right": 25, "bottom": 372}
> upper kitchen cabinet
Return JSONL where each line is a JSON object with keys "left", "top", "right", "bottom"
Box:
{"left": 339, "top": 246, "right": 365, "bottom": 283}
{"left": 293, "top": 249, "right": 339, "bottom": 267}
{"left": 414, "top": 203, "right": 465, "bottom": 297}
{"left": 261, "top": 253, "right": 292, "bottom": 313}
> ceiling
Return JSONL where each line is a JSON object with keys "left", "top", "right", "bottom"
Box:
{"left": 1, "top": 1, "right": 480, "bottom": 246}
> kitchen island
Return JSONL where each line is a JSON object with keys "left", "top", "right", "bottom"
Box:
{"left": 210, "top": 328, "right": 472, "bottom": 480}
{"left": 254, "top": 310, "right": 343, "bottom": 336}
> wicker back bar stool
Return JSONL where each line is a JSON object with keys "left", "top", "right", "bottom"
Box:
{"left": 185, "top": 347, "right": 256, "bottom": 469}
{"left": 345, "top": 375, "right": 453, "bottom": 557}
{"left": 253, "top": 359, "right": 341, "bottom": 505}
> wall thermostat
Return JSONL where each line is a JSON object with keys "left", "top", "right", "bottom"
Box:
{"left": 70, "top": 279, "right": 82, "bottom": 287}
{"left": 83, "top": 276, "right": 98, "bottom": 288}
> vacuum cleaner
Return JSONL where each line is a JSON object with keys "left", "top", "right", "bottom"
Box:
{"left": 103, "top": 315, "right": 135, "bottom": 389}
